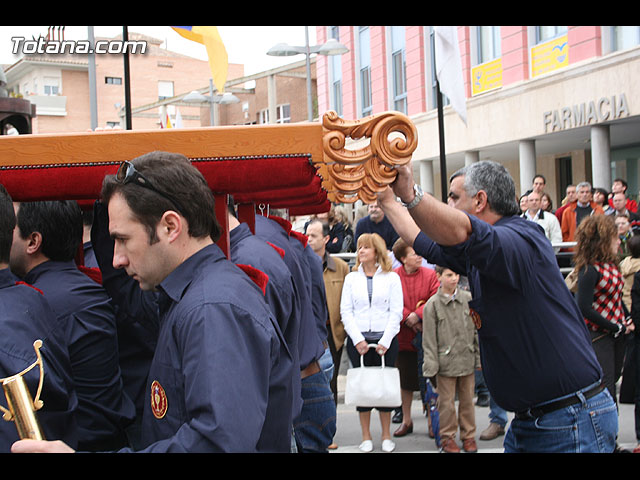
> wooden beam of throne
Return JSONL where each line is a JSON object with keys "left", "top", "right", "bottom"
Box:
{"left": 0, "top": 110, "right": 417, "bottom": 256}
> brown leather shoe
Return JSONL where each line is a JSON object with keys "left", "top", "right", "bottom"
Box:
{"left": 440, "top": 437, "right": 460, "bottom": 453}
{"left": 462, "top": 438, "right": 478, "bottom": 453}
{"left": 479, "top": 422, "right": 505, "bottom": 441}
{"left": 393, "top": 423, "right": 413, "bottom": 437}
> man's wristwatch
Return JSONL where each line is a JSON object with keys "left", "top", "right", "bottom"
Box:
{"left": 400, "top": 184, "right": 424, "bottom": 209}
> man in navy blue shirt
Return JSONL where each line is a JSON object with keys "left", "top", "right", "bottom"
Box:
{"left": 13, "top": 152, "right": 294, "bottom": 453}
{"left": 0, "top": 184, "right": 79, "bottom": 452}
{"left": 377, "top": 160, "right": 618, "bottom": 453}
{"left": 355, "top": 201, "right": 399, "bottom": 250}
{"left": 10, "top": 200, "right": 135, "bottom": 451}
{"left": 227, "top": 206, "right": 303, "bottom": 428}
{"left": 254, "top": 213, "right": 336, "bottom": 453}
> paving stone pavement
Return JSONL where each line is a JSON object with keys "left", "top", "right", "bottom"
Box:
{"left": 330, "top": 370, "right": 638, "bottom": 454}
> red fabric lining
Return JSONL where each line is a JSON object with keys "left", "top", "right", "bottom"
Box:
{"left": 235, "top": 264, "right": 269, "bottom": 296}
{"left": 0, "top": 164, "right": 118, "bottom": 202}
{"left": 289, "top": 230, "right": 308, "bottom": 248}
{"left": 289, "top": 200, "right": 331, "bottom": 216}
{"left": 78, "top": 266, "right": 103, "bottom": 285}
{"left": 266, "top": 215, "right": 292, "bottom": 234}
{"left": 232, "top": 175, "right": 323, "bottom": 203}
{"left": 15, "top": 281, "right": 43, "bottom": 295}
{"left": 266, "top": 242, "right": 285, "bottom": 259}
{"left": 0, "top": 155, "right": 321, "bottom": 207}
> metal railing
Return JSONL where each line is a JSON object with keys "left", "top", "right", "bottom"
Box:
{"left": 330, "top": 241, "right": 577, "bottom": 275}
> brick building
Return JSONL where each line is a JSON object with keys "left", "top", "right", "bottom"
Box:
{"left": 132, "top": 58, "right": 317, "bottom": 128}
{"left": 2, "top": 30, "right": 315, "bottom": 133}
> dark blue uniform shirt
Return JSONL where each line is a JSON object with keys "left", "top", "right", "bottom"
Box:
{"left": 291, "top": 236, "right": 329, "bottom": 347}
{"left": 0, "top": 268, "right": 79, "bottom": 451}
{"left": 254, "top": 215, "right": 325, "bottom": 370}
{"left": 24, "top": 260, "right": 135, "bottom": 450}
{"left": 229, "top": 222, "right": 302, "bottom": 419}
{"left": 413, "top": 213, "right": 602, "bottom": 412}
{"left": 82, "top": 241, "right": 98, "bottom": 269}
{"left": 118, "top": 243, "right": 294, "bottom": 452}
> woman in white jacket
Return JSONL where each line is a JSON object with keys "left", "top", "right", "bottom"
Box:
{"left": 341, "top": 233, "right": 403, "bottom": 452}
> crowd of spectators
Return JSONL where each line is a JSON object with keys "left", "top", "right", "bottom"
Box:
{"left": 2, "top": 154, "right": 638, "bottom": 454}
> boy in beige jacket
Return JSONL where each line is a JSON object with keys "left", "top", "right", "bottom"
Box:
{"left": 422, "top": 266, "right": 480, "bottom": 453}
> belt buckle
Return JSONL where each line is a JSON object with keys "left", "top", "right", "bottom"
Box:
{"left": 516, "top": 409, "right": 536, "bottom": 420}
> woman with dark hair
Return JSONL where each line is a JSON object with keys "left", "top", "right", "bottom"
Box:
{"left": 593, "top": 187, "right": 613, "bottom": 215}
{"left": 340, "top": 233, "right": 403, "bottom": 452}
{"left": 540, "top": 192, "right": 554, "bottom": 213}
{"left": 574, "top": 214, "right": 634, "bottom": 403}
{"left": 519, "top": 194, "right": 528, "bottom": 214}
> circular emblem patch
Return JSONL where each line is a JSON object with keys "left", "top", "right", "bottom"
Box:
{"left": 469, "top": 308, "right": 482, "bottom": 330}
{"left": 150, "top": 380, "right": 168, "bottom": 419}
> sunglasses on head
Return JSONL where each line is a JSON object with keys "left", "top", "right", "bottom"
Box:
{"left": 115, "top": 161, "right": 186, "bottom": 215}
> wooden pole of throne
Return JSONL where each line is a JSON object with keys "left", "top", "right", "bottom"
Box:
{"left": 0, "top": 110, "right": 418, "bottom": 258}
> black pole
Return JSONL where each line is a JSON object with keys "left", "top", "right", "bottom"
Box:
{"left": 123, "top": 27, "right": 132, "bottom": 130}
{"left": 436, "top": 79, "right": 447, "bottom": 203}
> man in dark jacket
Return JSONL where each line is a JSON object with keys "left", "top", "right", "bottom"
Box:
{"left": 0, "top": 184, "right": 79, "bottom": 452}
{"left": 12, "top": 152, "right": 294, "bottom": 453}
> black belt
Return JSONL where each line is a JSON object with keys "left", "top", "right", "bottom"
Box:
{"left": 514, "top": 382, "right": 605, "bottom": 420}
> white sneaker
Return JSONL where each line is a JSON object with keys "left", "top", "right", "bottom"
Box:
{"left": 358, "top": 440, "right": 373, "bottom": 453}
{"left": 381, "top": 439, "right": 396, "bottom": 452}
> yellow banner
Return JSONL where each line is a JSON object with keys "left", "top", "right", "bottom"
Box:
{"left": 471, "top": 57, "right": 503, "bottom": 96}
{"left": 531, "top": 35, "right": 569, "bottom": 78}
{"left": 172, "top": 26, "right": 228, "bottom": 93}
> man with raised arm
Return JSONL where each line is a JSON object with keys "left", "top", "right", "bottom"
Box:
{"left": 376, "top": 161, "right": 617, "bottom": 453}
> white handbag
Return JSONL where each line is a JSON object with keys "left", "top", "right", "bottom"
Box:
{"left": 345, "top": 344, "right": 401, "bottom": 408}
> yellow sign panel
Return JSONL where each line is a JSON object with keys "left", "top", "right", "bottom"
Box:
{"left": 471, "top": 57, "right": 503, "bottom": 96}
{"left": 531, "top": 35, "right": 569, "bottom": 78}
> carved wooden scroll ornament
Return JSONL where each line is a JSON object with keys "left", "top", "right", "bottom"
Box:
{"left": 316, "top": 110, "right": 418, "bottom": 204}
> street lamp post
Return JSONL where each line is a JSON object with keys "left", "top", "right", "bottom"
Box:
{"left": 267, "top": 26, "right": 349, "bottom": 122}
{"left": 183, "top": 79, "right": 240, "bottom": 126}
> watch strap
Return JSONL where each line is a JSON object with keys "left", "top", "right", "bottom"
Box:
{"left": 402, "top": 184, "right": 423, "bottom": 209}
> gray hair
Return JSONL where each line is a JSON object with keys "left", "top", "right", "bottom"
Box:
{"left": 450, "top": 161, "right": 520, "bottom": 217}
{"left": 576, "top": 181, "right": 592, "bottom": 191}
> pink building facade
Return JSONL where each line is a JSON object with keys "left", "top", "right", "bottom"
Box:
{"left": 315, "top": 26, "right": 640, "bottom": 205}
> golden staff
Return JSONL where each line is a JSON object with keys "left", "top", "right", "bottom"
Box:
{"left": 0, "top": 340, "right": 46, "bottom": 440}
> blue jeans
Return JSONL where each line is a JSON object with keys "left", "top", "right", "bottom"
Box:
{"left": 318, "top": 347, "right": 335, "bottom": 385}
{"left": 489, "top": 397, "right": 509, "bottom": 428}
{"left": 503, "top": 386, "right": 618, "bottom": 453}
{"left": 293, "top": 370, "right": 337, "bottom": 453}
